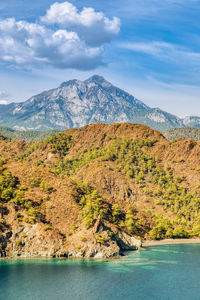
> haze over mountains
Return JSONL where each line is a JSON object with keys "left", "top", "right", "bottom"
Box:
{"left": 0, "top": 75, "right": 199, "bottom": 131}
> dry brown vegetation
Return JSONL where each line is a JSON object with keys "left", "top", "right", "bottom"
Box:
{"left": 1, "top": 123, "right": 200, "bottom": 257}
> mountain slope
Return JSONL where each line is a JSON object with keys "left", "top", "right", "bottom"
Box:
{"left": 183, "top": 116, "right": 200, "bottom": 127}
{"left": 1, "top": 123, "right": 200, "bottom": 258}
{"left": 0, "top": 75, "right": 184, "bottom": 130}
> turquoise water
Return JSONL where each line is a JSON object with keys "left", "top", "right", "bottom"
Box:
{"left": 1, "top": 244, "right": 200, "bottom": 300}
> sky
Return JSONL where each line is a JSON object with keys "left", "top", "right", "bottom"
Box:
{"left": 0, "top": 0, "right": 200, "bottom": 117}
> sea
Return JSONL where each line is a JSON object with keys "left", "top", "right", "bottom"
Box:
{"left": 0, "top": 244, "right": 200, "bottom": 300}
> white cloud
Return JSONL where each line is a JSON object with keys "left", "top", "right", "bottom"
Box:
{"left": 0, "top": 2, "right": 120, "bottom": 70}
{"left": 41, "top": 1, "right": 120, "bottom": 46}
{"left": 0, "top": 90, "right": 10, "bottom": 103}
{"left": 120, "top": 41, "right": 200, "bottom": 65}
{"left": 120, "top": 75, "right": 200, "bottom": 117}
{"left": 0, "top": 100, "right": 8, "bottom": 104}
{"left": 0, "top": 18, "right": 103, "bottom": 70}
{"left": 116, "top": 0, "right": 199, "bottom": 20}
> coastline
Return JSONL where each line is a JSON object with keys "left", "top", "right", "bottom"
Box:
{"left": 1, "top": 239, "right": 200, "bottom": 261}
{"left": 142, "top": 238, "right": 200, "bottom": 248}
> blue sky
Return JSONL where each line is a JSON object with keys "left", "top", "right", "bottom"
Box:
{"left": 0, "top": 0, "right": 200, "bottom": 117}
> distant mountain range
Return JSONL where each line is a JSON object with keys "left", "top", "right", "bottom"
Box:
{"left": 0, "top": 126, "right": 61, "bottom": 141}
{"left": 2, "top": 125, "right": 200, "bottom": 142}
{"left": 0, "top": 75, "right": 199, "bottom": 131}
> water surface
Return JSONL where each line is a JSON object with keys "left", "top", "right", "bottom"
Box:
{"left": 1, "top": 244, "right": 200, "bottom": 300}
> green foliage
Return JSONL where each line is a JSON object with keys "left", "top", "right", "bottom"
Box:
{"left": 112, "top": 204, "right": 121, "bottom": 224}
{"left": 44, "top": 225, "right": 52, "bottom": 231}
{"left": 50, "top": 147, "right": 103, "bottom": 176}
{"left": 31, "top": 177, "right": 42, "bottom": 188}
{"left": 0, "top": 165, "right": 44, "bottom": 226}
{"left": 40, "top": 180, "right": 51, "bottom": 193}
{"left": 0, "top": 170, "right": 18, "bottom": 203}
{"left": 149, "top": 219, "right": 174, "bottom": 240}
{"left": 191, "top": 224, "right": 200, "bottom": 237}
{"left": 52, "top": 137, "right": 200, "bottom": 238}
{"left": 95, "top": 230, "right": 114, "bottom": 244}
{"left": 16, "top": 240, "right": 23, "bottom": 247}
{"left": 12, "top": 190, "right": 25, "bottom": 206}
{"left": 74, "top": 181, "right": 107, "bottom": 229}
{"left": 172, "top": 227, "right": 190, "bottom": 239}
{"left": 125, "top": 205, "right": 136, "bottom": 234}
{"left": 1, "top": 129, "right": 200, "bottom": 241}
{"left": 0, "top": 156, "right": 7, "bottom": 168}
{"left": 43, "top": 133, "right": 72, "bottom": 156}
{"left": 80, "top": 190, "right": 106, "bottom": 228}
{"left": 95, "top": 233, "right": 107, "bottom": 244}
{"left": 149, "top": 215, "right": 190, "bottom": 240}
{"left": 164, "top": 127, "right": 200, "bottom": 141}
{"left": 50, "top": 137, "right": 157, "bottom": 178}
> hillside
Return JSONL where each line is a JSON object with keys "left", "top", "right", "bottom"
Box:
{"left": 164, "top": 127, "right": 200, "bottom": 141}
{"left": 0, "top": 75, "right": 196, "bottom": 131}
{"left": 1, "top": 122, "right": 200, "bottom": 258}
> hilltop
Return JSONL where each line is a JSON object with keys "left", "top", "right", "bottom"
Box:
{"left": 1, "top": 75, "right": 199, "bottom": 131}
{"left": 0, "top": 122, "right": 200, "bottom": 258}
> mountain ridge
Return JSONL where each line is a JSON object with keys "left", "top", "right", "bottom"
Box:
{"left": 0, "top": 75, "right": 199, "bottom": 130}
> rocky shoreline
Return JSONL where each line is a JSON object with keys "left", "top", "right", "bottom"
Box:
{"left": 0, "top": 218, "right": 142, "bottom": 259}
{"left": 2, "top": 215, "right": 200, "bottom": 259}
{"left": 2, "top": 235, "right": 200, "bottom": 260}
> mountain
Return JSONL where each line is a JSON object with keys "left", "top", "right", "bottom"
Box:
{"left": 1, "top": 123, "right": 200, "bottom": 258}
{"left": 183, "top": 116, "right": 200, "bottom": 127}
{"left": 0, "top": 75, "right": 191, "bottom": 131}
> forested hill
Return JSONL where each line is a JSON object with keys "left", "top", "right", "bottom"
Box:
{"left": 2, "top": 125, "right": 200, "bottom": 143}
{"left": 0, "top": 127, "right": 62, "bottom": 141}
{"left": 164, "top": 127, "right": 200, "bottom": 141}
{"left": 0, "top": 123, "right": 200, "bottom": 258}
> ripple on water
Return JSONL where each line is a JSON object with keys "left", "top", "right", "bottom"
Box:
{"left": 1, "top": 244, "right": 200, "bottom": 300}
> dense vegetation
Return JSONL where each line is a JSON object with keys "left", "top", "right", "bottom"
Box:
{"left": 1, "top": 122, "right": 200, "bottom": 252}
{"left": 0, "top": 156, "right": 45, "bottom": 227}
{"left": 16, "top": 128, "right": 200, "bottom": 240}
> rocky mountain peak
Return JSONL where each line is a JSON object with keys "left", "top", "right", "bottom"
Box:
{"left": 0, "top": 75, "right": 199, "bottom": 131}
{"left": 86, "top": 74, "right": 105, "bottom": 81}
{"left": 59, "top": 79, "right": 83, "bottom": 88}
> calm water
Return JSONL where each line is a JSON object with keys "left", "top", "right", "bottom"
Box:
{"left": 0, "top": 244, "right": 200, "bottom": 300}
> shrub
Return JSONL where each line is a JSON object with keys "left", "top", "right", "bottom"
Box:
{"left": 172, "top": 227, "right": 190, "bottom": 239}
{"left": 43, "top": 133, "right": 72, "bottom": 156}
{"left": 192, "top": 224, "right": 200, "bottom": 237}
{"left": 125, "top": 206, "right": 136, "bottom": 234}
{"left": 16, "top": 240, "right": 23, "bottom": 247}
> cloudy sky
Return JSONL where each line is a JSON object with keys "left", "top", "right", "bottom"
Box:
{"left": 0, "top": 0, "right": 200, "bottom": 117}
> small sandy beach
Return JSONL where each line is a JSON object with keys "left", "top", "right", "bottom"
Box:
{"left": 142, "top": 239, "right": 200, "bottom": 247}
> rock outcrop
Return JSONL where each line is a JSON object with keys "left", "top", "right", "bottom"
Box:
{"left": 0, "top": 219, "right": 141, "bottom": 259}
{"left": 63, "top": 218, "right": 141, "bottom": 259}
